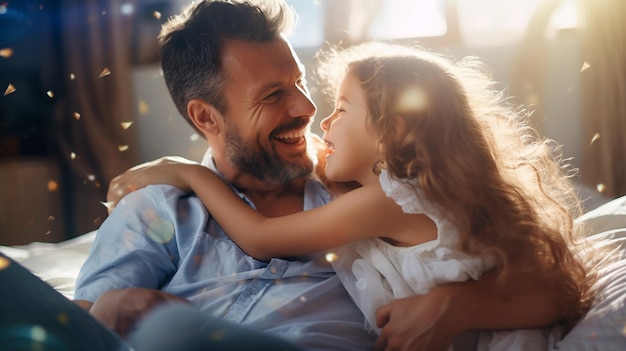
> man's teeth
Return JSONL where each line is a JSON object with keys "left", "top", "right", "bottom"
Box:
{"left": 275, "top": 129, "right": 305, "bottom": 140}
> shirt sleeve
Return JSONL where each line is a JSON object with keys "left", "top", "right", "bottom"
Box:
{"left": 74, "top": 185, "right": 183, "bottom": 302}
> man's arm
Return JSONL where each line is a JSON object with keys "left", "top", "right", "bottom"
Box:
{"left": 375, "top": 263, "right": 561, "bottom": 351}
{"left": 75, "top": 186, "right": 187, "bottom": 337}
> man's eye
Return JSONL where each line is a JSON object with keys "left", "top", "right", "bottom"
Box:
{"left": 265, "top": 90, "right": 282, "bottom": 101}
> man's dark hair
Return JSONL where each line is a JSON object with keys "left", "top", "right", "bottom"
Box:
{"left": 158, "top": 0, "right": 295, "bottom": 132}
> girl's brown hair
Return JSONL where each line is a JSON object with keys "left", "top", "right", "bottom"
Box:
{"left": 316, "top": 42, "right": 594, "bottom": 328}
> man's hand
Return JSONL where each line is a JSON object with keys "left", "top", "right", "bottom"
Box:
{"left": 106, "top": 156, "right": 199, "bottom": 212}
{"left": 89, "top": 288, "right": 191, "bottom": 338}
{"left": 375, "top": 289, "right": 457, "bottom": 351}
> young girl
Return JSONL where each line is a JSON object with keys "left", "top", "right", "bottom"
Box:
{"left": 111, "top": 42, "right": 592, "bottom": 348}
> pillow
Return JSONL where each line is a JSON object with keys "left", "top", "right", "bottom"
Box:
{"left": 549, "top": 196, "right": 626, "bottom": 350}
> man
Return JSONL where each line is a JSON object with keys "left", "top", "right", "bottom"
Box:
{"left": 75, "top": 1, "right": 567, "bottom": 350}
{"left": 74, "top": 1, "right": 375, "bottom": 350}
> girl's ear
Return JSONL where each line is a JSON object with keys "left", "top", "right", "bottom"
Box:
{"left": 187, "top": 98, "right": 224, "bottom": 136}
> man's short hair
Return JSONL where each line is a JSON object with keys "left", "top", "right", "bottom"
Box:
{"left": 159, "top": 0, "right": 295, "bottom": 131}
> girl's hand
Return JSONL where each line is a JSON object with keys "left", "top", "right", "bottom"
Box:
{"left": 106, "top": 156, "right": 199, "bottom": 212}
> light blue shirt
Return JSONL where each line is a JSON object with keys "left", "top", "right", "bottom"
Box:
{"left": 75, "top": 161, "right": 375, "bottom": 350}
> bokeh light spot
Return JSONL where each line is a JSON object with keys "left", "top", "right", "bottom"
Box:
{"left": 121, "top": 121, "right": 133, "bottom": 129}
{"left": 397, "top": 86, "right": 428, "bottom": 112}
{"left": 0, "top": 256, "right": 10, "bottom": 270}
{"left": 121, "top": 3, "right": 134, "bottom": 16}
{"left": 147, "top": 217, "right": 175, "bottom": 243}
{"left": 47, "top": 180, "right": 59, "bottom": 192}
{"left": 138, "top": 99, "right": 149, "bottom": 114}
{"left": 153, "top": 11, "right": 162, "bottom": 20}
{"left": 596, "top": 184, "right": 606, "bottom": 193}
{"left": 30, "top": 325, "right": 47, "bottom": 342}
{"left": 73, "top": 112, "right": 81, "bottom": 120}
{"left": 590, "top": 132, "right": 600, "bottom": 145}
{"left": 118, "top": 145, "right": 129, "bottom": 152}
{"left": 70, "top": 152, "right": 77, "bottom": 160}
{"left": 210, "top": 329, "right": 227, "bottom": 341}
{"left": 325, "top": 252, "right": 338, "bottom": 263}
{"left": 47, "top": 90, "right": 54, "bottom": 98}
{"left": 0, "top": 48, "right": 13, "bottom": 58}
{"left": 57, "top": 313, "right": 69, "bottom": 325}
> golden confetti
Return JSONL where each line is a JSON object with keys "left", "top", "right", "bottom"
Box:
{"left": 47, "top": 90, "right": 54, "bottom": 98}
{"left": 121, "top": 121, "right": 133, "bottom": 130}
{"left": 0, "top": 256, "right": 9, "bottom": 270}
{"left": 70, "top": 152, "right": 77, "bottom": 160}
{"left": 590, "top": 132, "right": 600, "bottom": 145}
{"left": 580, "top": 61, "right": 590, "bottom": 72}
{"left": 325, "top": 252, "right": 338, "bottom": 263}
{"left": 87, "top": 174, "right": 96, "bottom": 182}
{"left": 73, "top": 112, "right": 81, "bottom": 120}
{"left": 118, "top": 145, "right": 129, "bottom": 152}
{"left": 100, "top": 201, "right": 115, "bottom": 211}
{"left": 299, "top": 295, "right": 307, "bottom": 302}
{"left": 70, "top": 73, "right": 75, "bottom": 80}
{"left": 153, "top": 11, "right": 162, "bottom": 20}
{"left": 4, "top": 83, "right": 16, "bottom": 96}
{"left": 0, "top": 48, "right": 13, "bottom": 58}
{"left": 138, "top": 99, "right": 149, "bottom": 114}
{"left": 48, "top": 215, "right": 55, "bottom": 221}
{"left": 47, "top": 180, "right": 59, "bottom": 191}
{"left": 99, "top": 67, "right": 111, "bottom": 77}
{"left": 45, "top": 230, "right": 52, "bottom": 236}
{"left": 597, "top": 184, "right": 606, "bottom": 193}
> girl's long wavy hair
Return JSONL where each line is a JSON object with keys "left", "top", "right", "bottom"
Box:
{"left": 316, "top": 42, "right": 594, "bottom": 328}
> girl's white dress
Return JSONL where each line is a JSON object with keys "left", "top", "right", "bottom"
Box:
{"left": 330, "top": 169, "right": 550, "bottom": 350}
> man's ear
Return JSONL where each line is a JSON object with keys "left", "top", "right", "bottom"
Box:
{"left": 187, "top": 98, "right": 224, "bottom": 136}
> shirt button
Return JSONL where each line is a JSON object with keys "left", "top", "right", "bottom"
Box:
{"left": 269, "top": 265, "right": 277, "bottom": 274}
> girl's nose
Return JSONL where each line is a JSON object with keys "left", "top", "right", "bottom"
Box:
{"left": 320, "top": 112, "right": 335, "bottom": 132}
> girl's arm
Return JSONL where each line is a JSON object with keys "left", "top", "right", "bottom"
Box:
{"left": 108, "top": 163, "right": 426, "bottom": 260}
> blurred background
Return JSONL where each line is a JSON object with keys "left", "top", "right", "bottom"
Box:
{"left": 1, "top": 0, "right": 624, "bottom": 245}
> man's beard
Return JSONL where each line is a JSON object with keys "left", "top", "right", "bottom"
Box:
{"left": 223, "top": 123, "right": 313, "bottom": 187}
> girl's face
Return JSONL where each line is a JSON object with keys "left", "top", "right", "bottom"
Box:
{"left": 320, "top": 73, "right": 381, "bottom": 186}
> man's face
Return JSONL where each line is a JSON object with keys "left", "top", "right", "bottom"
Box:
{"left": 218, "top": 38, "right": 316, "bottom": 187}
